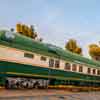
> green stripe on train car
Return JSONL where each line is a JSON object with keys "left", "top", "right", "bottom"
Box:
{"left": 0, "top": 60, "right": 100, "bottom": 83}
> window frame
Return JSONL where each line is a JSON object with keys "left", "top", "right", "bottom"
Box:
{"left": 24, "top": 52, "right": 34, "bottom": 59}
{"left": 97, "top": 70, "right": 100, "bottom": 75}
{"left": 72, "top": 63, "right": 77, "bottom": 71}
{"left": 40, "top": 56, "right": 47, "bottom": 61}
{"left": 92, "top": 69, "right": 96, "bottom": 75}
{"left": 55, "top": 60, "right": 60, "bottom": 68}
{"left": 64, "top": 62, "right": 71, "bottom": 70}
{"left": 79, "top": 65, "right": 83, "bottom": 72}
{"left": 87, "top": 68, "right": 91, "bottom": 74}
{"left": 49, "top": 59, "right": 54, "bottom": 68}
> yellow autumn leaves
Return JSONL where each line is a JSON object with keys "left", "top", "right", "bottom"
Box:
{"left": 16, "top": 23, "right": 37, "bottom": 39}
{"left": 89, "top": 44, "right": 100, "bottom": 57}
{"left": 65, "top": 39, "right": 82, "bottom": 55}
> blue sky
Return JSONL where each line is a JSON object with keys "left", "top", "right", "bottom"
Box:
{"left": 0, "top": 0, "right": 100, "bottom": 57}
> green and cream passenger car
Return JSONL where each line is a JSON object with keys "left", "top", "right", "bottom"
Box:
{"left": 0, "top": 30, "right": 100, "bottom": 90}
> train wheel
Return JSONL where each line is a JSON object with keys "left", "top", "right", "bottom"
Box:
{"left": 43, "top": 85, "right": 48, "bottom": 89}
{"left": 26, "top": 83, "right": 29, "bottom": 89}
{"left": 33, "top": 81, "right": 40, "bottom": 89}
{"left": 35, "top": 85, "right": 39, "bottom": 89}
{"left": 5, "top": 80, "right": 10, "bottom": 89}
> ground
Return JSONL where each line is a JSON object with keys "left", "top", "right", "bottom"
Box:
{"left": 0, "top": 89, "right": 100, "bottom": 100}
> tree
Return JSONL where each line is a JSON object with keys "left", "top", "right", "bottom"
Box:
{"left": 65, "top": 39, "right": 82, "bottom": 55}
{"left": 74, "top": 47, "right": 82, "bottom": 55}
{"left": 65, "top": 39, "right": 77, "bottom": 52}
{"left": 88, "top": 44, "right": 100, "bottom": 60}
{"left": 89, "top": 44, "right": 98, "bottom": 48}
{"left": 16, "top": 23, "right": 38, "bottom": 39}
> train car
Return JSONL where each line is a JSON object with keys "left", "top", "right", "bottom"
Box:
{"left": 0, "top": 30, "right": 100, "bottom": 90}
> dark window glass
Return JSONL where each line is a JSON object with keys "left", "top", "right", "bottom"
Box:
{"left": 72, "top": 64, "right": 77, "bottom": 71}
{"left": 93, "top": 69, "right": 96, "bottom": 74}
{"left": 65, "top": 63, "right": 70, "bottom": 70}
{"left": 24, "top": 53, "right": 34, "bottom": 59}
{"left": 97, "top": 70, "right": 100, "bottom": 75}
{"left": 55, "top": 60, "right": 60, "bottom": 68}
{"left": 49, "top": 59, "right": 54, "bottom": 67}
{"left": 79, "top": 65, "right": 83, "bottom": 72}
{"left": 87, "top": 68, "right": 91, "bottom": 74}
{"left": 40, "top": 56, "right": 47, "bottom": 61}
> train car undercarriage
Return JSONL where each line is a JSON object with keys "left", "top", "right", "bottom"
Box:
{"left": 5, "top": 77, "right": 49, "bottom": 89}
{"left": 3, "top": 77, "right": 100, "bottom": 92}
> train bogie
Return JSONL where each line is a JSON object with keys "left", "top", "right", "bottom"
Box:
{"left": 5, "top": 77, "right": 49, "bottom": 89}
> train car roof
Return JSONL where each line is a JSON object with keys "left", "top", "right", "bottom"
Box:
{"left": 0, "top": 30, "right": 100, "bottom": 68}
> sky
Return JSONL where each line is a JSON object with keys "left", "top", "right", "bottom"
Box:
{"left": 0, "top": 0, "right": 100, "bottom": 58}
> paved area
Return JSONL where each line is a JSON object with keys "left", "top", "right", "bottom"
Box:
{"left": 0, "top": 89, "right": 71, "bottom": 97}
{"left": 0, "top": 90, "right": 100, "bottom": 100}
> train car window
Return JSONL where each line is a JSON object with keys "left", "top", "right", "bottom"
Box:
{"left": 72, "top": 64, "right": 77, "bottom": 71}
{"left": 65, "top": 63, "right": 70, "bottom": 70}
{"left": 97, "top": 70, "right": 100, "bottom": 75}
{"left": 40, "top": 56, "right": 47, "bottom": 61}
{"left": 87, "top": 68, "right": 91, "bottom": 74}
{"left": 93, "top": 69, "right": 96, "bottom": 74}
{"left": 24, "top": 53, "right": 34, "bottom": 59}
{"left": 55, "top": 60, "right": 60, "bottom": 68}
{"left": 49, "top": 59, "right": 54, "bottom": 67}
{"left": 79, "top": 65, "right": 83, "bottom": 72}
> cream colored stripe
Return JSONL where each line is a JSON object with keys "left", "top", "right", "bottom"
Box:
{"left": 0, "top": 44, "right": 51, "bottom": 68}
{"left": 0, "top": 57, "right": 48, "bottom": 69}
{"left": 0, "top": 44, "right": 100, "bottom": 77}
